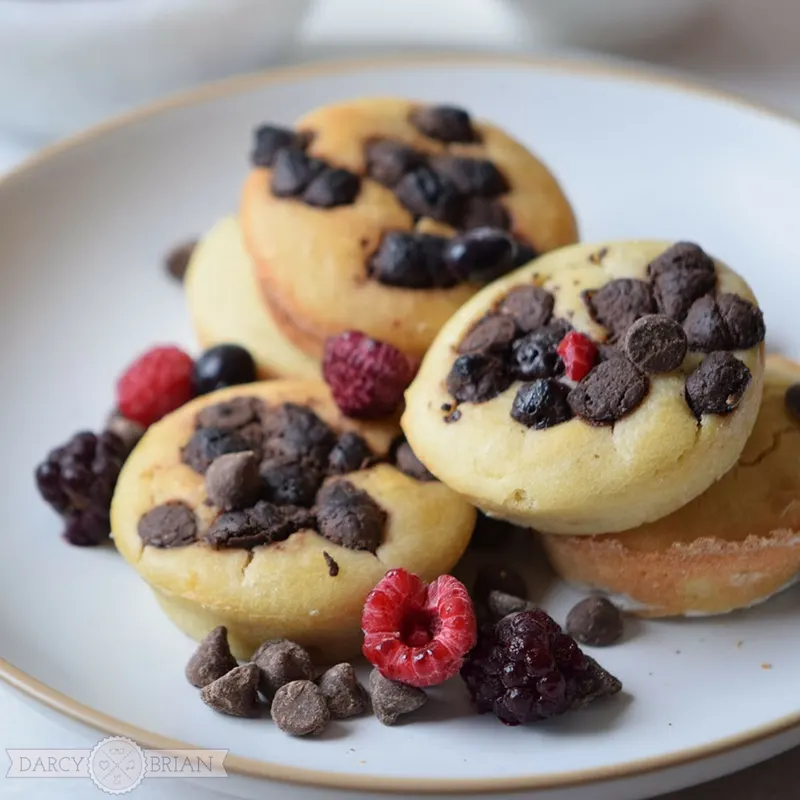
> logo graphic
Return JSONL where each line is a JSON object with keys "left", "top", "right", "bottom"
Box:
{"left": 87, "top": 737, "right": 145, "bottom": 795}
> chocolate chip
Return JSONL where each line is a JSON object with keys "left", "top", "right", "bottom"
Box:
{"left": 165, "top": 239, "right": 196, "bottom": 282}
{"left": 461, "top": 197, "right": 511, "bottom": 231}
{"left": 623, "top": 314, "right": 688, "bottom": 373}
{"left": 568, "top": 359, "right": 649, "bottom": 425}
{"left": 648, "top": 242, "right": 716, "bottom": 321}
{"left": 322, "top": 551, "right": 340, "bottom": 577}
{"left": 204, "top": 451, "right": 261, "bottom": 511}
{"left": 497, "top": 285, "right": 554, "bottom": 333}
{"left": 570, "top": 656, "right": 623, "bottom": 710}
{"left": 200, "top": 663, "right": 261, "bottom": 718}
{"left": 251, "top": 124, "right": 306, "bottom": 167}
{"left": 394, "top": 440, "right": 435, "bottom": 481}
{"left": 271, "top": 680, "right": 330, "bottom": 736}
{"left": 458, "top": 313, "right": 517, "bottom": 355}
{"left": 260, "top": 455, "right": 324, "bottom": 507}
{"left": 253, "top": 639, "right": 315, "bottom": 696}
{"left": 445, "top": 408, "right": 462, "bottom": 424}
{"left": 429, "top": 155, "right": 507, "bottom": 196}
{"left": 369, "top": 669, "right": 427, "bottom": 725}
{"left": 446, "top": 353, "right": 513, "bottom": 404}
{"left": 685, "top": 351, "right": 751, "bottom": 416}
{"left": 487, "top": 591, "right": 535, "bottom": 621}
{"left": 410, "top": 104, "right": 476, "bottom": 143}
{"left": 509, "top": 320, "right": 570, "bottom": 380}
{"left": 318, "top": 663, "right": 367, "bottom": 719}
{"left": 262, "top": 403, "right": 336, "bottom": 464}
{"left": 596, "top": 344, "right": 624, "bottom": 362}
{"left": 185, "top": 626, "right": 238, "bottom": 688}
{"left": 365, "top": 140, "right": 422, "bottom": 186}
{"left": 196, "top": 397, "right": 264, "bottom": 432}
{"left": 566, "top": 597, "right": 624, "bottom": 647}
{"left": 315, "top": 480, "right": 386, "bottom": 552}
{"left": 328, "top": 432, "right": 371, "bottom": 475}
{"left": 105, "top": 410, "right": 145, "bottom": 453}
{"left": 716, "top": 293, "right": 765, "bottom": 349}
{"left": 510, "top": 379, "right": 573, "bottom": 429}
{"left": 394, "top": 166, "right": 463, "bottom": 226}
{"left": 270, "top": 149, "right": 325, "bottom": 197}
{"left": 204, "top": 501, "right": 314, "bottom": 549}
{"left": 138, "top": 502, "right": 197, "bottom": 548}
{"left": 473, "top": 565, "right": 528, "bottom": 603}
{"left": 444, "top": 227, "right": 517, "bottom": 283}
{"left": 303, "top": 167, "right": 361, "bottom": 208}
{"left": 648, "top": 241, "right": 715, "bottom": 280}
{"left": 182, "top": 427, "right": 252, "bottom": 474}
{"left": 370, "top": 232, "right": 454, "bottom": 289}
{"left": 785, "top": 385, "right": 800, "bottom": 421}
{"left": 683, "top": 295, "right": 732, "bottom": 352}
{"left": 470, "top": 513, "right": 516, "bottom": 551}
{"left": 585, "top": 279, "right": 655, "bottom": 339}
{"left": 588, "top": 247, "right": 609, "bottom": 265}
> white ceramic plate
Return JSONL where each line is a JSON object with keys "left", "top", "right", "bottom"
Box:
{"left": 2, "top": 56, "right": 800, "bottom": 800}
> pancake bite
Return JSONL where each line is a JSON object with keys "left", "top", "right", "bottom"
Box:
{"left": 240, "top": 97, "right": 578, "bottom": 360}
{"left": 111, "top": 381, "right": 476, "bottom": 662}
{"left": 402, "top": 241, "right": 766, "bottom": 534}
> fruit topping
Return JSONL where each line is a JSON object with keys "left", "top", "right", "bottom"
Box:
{"left": 510, "top": 379, "right": 573, "bottom": 430}
{"left": 509, "top": 321, "right": 570, "bottom": 381}
{"left": 446, "top": 353, "right": 512, "bottom": 405}
{"left": 192, "top": 344, "right": 257, "bottom": 395}
{"left": 557, "top": 331, "right": 598, "bottom": 382}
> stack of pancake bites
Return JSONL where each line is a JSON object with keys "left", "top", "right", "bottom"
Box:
{"left": 35, "top": 97, "right": 800, "bottom": 734}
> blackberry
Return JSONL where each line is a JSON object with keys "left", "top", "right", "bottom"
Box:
{"left": 460, "top": 609, "right": 621, "bottom": 725}
{"left": 34, "top": 431, "right": 128, "bottom": 546}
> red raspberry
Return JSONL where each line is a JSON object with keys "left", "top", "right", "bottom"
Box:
{"left": 557, "top": 331, "right": 598, "bottom": 382}
{"left": 322, "top": 331, "right": 418, "bottom": 419}
{"left": 117, "top": 346, "right": 195, "bottom": 427}
{"left": 362, "top": 568, "right": 477, "bottom": 688}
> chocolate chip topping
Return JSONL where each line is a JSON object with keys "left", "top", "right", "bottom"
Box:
{"left": 318, "top": 663, "right": 367, "bottom": 719}
{"left": 253, "top": 639, "right": 315, "bottom": 696}
{"left": 685, "top": 351, "right": 751, "bottom": 416}
{"left": 205, "top": 451, "right": 261, "bottom": 511}
{"left": 182, "top": 427, "right": 252, "bottom": 474}
{"left": 648, "top": 242, "right": 717, "bottom": 321}
{"left": 571, "top": 656, "right": 623, "bottom": 710}
{"left": 370, "top": 232, "right": 453, "bottom": 289}
{"left": 461, "top": 196, "right": 511, "bottom": 231}
{"left": 251, "top": 124, "right": 307, "bottom": 167}
{"left": 185, "top": 626, "right": 238, "bottom": 688}
{"left": 568, "top": 359, "right": 649, "bottom": 425}
{"left": 510, "top": 379, "right": 574, "bottom": 429}
{"left": 270, "top": 148, "right": 325, "bottom": 197}
{"left": 260, "top": 455, "right": 325, "bottom": 507}
{"left": 327, "top": 432, "right": 372, "bottom": 475}
{"left": 648, "top": 241, "right": 715, "bottom": 280}
{"left": 409, "top": 104, "right": 476, "bottom": 143}
{"left": 302, "top": 167, "right": 361, "bottom": 208}
{"left": 200, "top": 663, "right": 261, "bottom": 718}
{"left": 429, "top": 155, "right": 508, "bottom": 197}
{"left": 165, "top": 239, "right": 196, "bottom": 283}
{"left": 473, "top": 565, "right": 528, "bottom": 604}
{"left": 262, "top": 403, "right": 337, "bottom": 464}
{"left": 566, "top": 597, "right": 624, "bottom": 647}
{"left": 716, "top": 293, "right": 765, "bottom": 349}
{"left": 394, "top": 166, "right": 463, "bottom": 226}
{"left": 444, "top": 227, "right": 517, "bottom": 283}
{"left": 204, "top": 501, "right": 314, "bottom": 549}
{"left": 785, "top": 384, "right": 800, "bottom": 421}
{"left": 510, "top": 320, "right": 571, "bottom": 380}
{"left": 138, "top": 502, "right": 197, "bottom": 548}
{"left": 487, "top": 590, "right": 535, "bottom": 621}
{"left": 394, "top": 440, "right": 436, "bottom": 481}
{"left": 446, "top": 353, "right": 513, "bottom": 404}
{"left": 596, "top": 344, "right": 625, "bottom": 362}
{"left": 196, "top": 397, "right": 264, "bottom": 432}
{"left": 365, "top": 140, "right": 423, "bottom": 186}
{"left": 370, "top": 668, "right": 427, "bottom": 725}
{"left": 315, "top": 480, "right": 386, "bottom": 552}
{"left": 683, "top": 295, "right": 733, "bottom": 352}
{"left": 585, "top": 279, "right": 655, "bottom": 339}
{"left": 623, "top": 314, "right": 688, "bottom": 373}
{"left": 458, "top": 313, "right": 517, "bottom": 354}
{"left": 497, "top": 285, "right": 554, "bottom": 333}
{"left": 323, "top": 551, "right": 340, "bottom": 577}
{"left": 271, "top": 680, "right": 330, "bottom": 736}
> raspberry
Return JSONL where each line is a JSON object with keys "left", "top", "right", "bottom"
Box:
{"left": 322, "top": 332, "right": 418, "bottom": 419}
{"left": 362, "top": 568, "right": 477, "bottom": 688}
{"left": 460, "top": 609, "right": 622, "bottom": 725}
{"left": 117, "top": 346, "right": 195, "bottom": 427}
{"left": 557, "top": 331, "right": 598, "bottom": 382}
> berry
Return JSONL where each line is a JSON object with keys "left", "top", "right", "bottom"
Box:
{"left": 557, "top": 331, "right": 598, "bottom": 382}
{"left": 193, "top": 344, "right": 257, "bottom": 395}
{"left": 362, "top": 568, "right": 477, "bottom": 688}
{"left": 35, "top": 431, "right": 128, "bottom": 546}
{"left": 322, "top": 332, "right": 418, "bottom": 419}
{"left": 460, "top": 609, "right": 622, "bottom": 725}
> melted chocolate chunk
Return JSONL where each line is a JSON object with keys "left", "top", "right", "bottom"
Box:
{"left": 623, "top": 315, "right": 688, "bottom": 373}
{"left": 510, "top": 379, "right": 573, "bottom": 430}
{"left": 323, "top": 551, "right": 340, "bottom": 577}
{"left": 444, "top": 227, "right": 517, "bottom": 283}
{"left": 138, "top": 502, "right": 197, "bottom": 548}
{"left": 262, "top": 404, "right": 336, "bottom": 464}
{"left": 716, "top": 293, "right": 765, "bottom": 349}
{"left": 182, "top": 427, "right": 252, "bottom": 474}
{"left": 497, "top": 285, "right": 554, "bottom": 333}
{"left": 683, "top": 295, "right": 733, "bottom": 352}
{"left": 270, "top": 149, "right": 325, "bottom": 197}
{"left": 429, "top": 155, "right": 508, "bottom": 197}
{"left": 204, "top": 501, "right": 314, "bottom": 549}
{"left": 328, "top": 432, "right": 372, "bottom": 475}
{"left": 370, "top": 232, "right": 453, "bottom": 289}
{"left": 394, "top": 440, "right": 435, "bottom": 481}
{"left": 303, "top": 167, "right": 361, "bottom": 208}
{"left": 260, "top": 455, "right": 325, "bottom": 507}
{"left": 205, "top": 451, "right": 262, "bottom": 511}
{"left": 446, "top": 353, "right": 513, "bottom": 404}
{"left": 458, "top": 313, "right": 517, "bottom": 354}
{"left": 568, "top": 359, "right": 649, "bottom": 425}
{"left": 409, "top": 104, "right": 476, "bottom": 143}
{"left": 685, "top": 351, "right": 751, "bottom": 417}
{"left": 648, "top": 242, "right": 716, "bottom": 321}
{"left": 461, "top": 197, "right": 510, "bottom": 231}
{"left": 196, "top": 397, "right": 264, "bottom": 432}
{"left": 165, "top": 239, "right": 196, "bottom": 283}
{"left": 315, "top": 480, "right": 386, "bottom": 552}
{"left": 597, "top": 344, "right": 625, "bottom": 362}
{"left": 365, "top": 140, "right": 423, "bottom": 186}
{"left": 509, "top": 320, "right": 570, "bottom": 380}
{"left": 251, "top": 124, "right": 307, "bottom": 167}
{"left": 394, "top": 166, "right": 463, "bottom": 226}
{"left": 585, "top": 279, "right": 655, "bottom": 339}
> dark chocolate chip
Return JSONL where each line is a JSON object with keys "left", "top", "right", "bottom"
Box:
{"left": 394, "top": 440, "right": 435, "bottom": 482}
{"left": 200, "top": 664, "right": 261, "bottom": 718}
{"left": 446, "top": 353, "right": 513, "bottom": 404}
{"left": 683, "top": 295, "right": 733, "bottom": 352}
{"left": 394, "top": 166, "right": 463, "bottom": 226}
{"left": 253, "top": 639, "right": 315, "bottom": 696}
{"left": 510, "top": 379, "right": 573, "bottom": 429}
{"left": 409, "top": 104, "right": 476, "bottom": 143}
{"left": 205, "top": 451, "right": 261, "bottom": 511}
{"left": 566, "top": 597, "right": 624, "bottom": 647}
{"left": 303, "top": 167, "right": 361, "bottom": 208}
{"left": 623, "top": 314, "right": 688, "bottom": 373}
{"left": 260, "top": 455, "right": 325, "bottom": 507}
{"left": 570, "top": 656, "right": 623, "bottom": 710}
{"left": 648, "top": 242, "right": 717, "bottom": 321}
{"left": 196, "top": 397, "right": 264, "bottom": 432}
{"left": 328, "top": 432, "right": 372, "bottom": 475}
{"left": 270, "top": 149, "right": 324, "bottom": 197}
{"left": 647, "top": 241, "right": 715, "bottom": 280}
{"left": 204, "top": 501, "right": 314, "bottom": 549}
{"left": 487, "top": 590, "right": 535, "bottom": 621}
{"left": 588, "top": 247, "right": 609, "bottom": 265}
{"left": 138, "top": 502, "right": 197, "bottom": 548}
{"left": 262, "top": 403, "right": 336, "bottom": 464}
{"left": 458, "top": 313, "right": 517, "bottom": 354}
{"left": 685, "top": 351, "right": 751, "bottom": 416}
{"left": 568, "top": 359, "right": 649, "bottom": 425}
{"left": 473, "top": 565, "right": 528, "bottom": 603}
{"left": 429, "top": 155, "right": 508, "bottom": 196}
{"left": 271, "top": 680, "right": 330, "bottom": 736}
{"left": 318, "top": 663, "right": 367, "bottom": 719}
{"left": 444, "top": 227, "right": 517, "bottom": 283}
{"left": 315, "top": 480, "right": 386, "bottom": 552}
{"left": 509, "top": 320, "right": 571, "bottom": 380}
{"left": 445, "top": 408, "right": 462, "bottom": 424}
{"left": 251, "top": 124, "right": 306, "bottom": 167}
{"left": 370, "top": 232, "right": 454, "bottom": 289}
{"left": 322, "top": 551, "right": 340, "bottom": 577}
{"left": 365, "top": 140, "right": 423, "bottom": 186}
{"left": 597, "top": 344, "right": 625, "bottom": 362}
{"left": 716, "top": 293, "right": 765, "bottom": 349}
{"left": 585, "top": 279, "right": 655, "bottom": 339}
{"left": 497, "top": 285, "right": 554, "bottom": 333}
{"left": 369, "top": 668, "right": 427, "bottom": 725}
{"left": 182, "top": 427, "right": 252, "bottom": 474}
{"left": 460, "top": 196, "right": 510, "bottom": 231}
{"left": 165, "top": 239, "right": 197, "bottom": 282}
{"left": 185, "top": 626, "right": 238, "bottom": 688}
{"left": 785, "top": 384, "right": 800, "bottom": 421}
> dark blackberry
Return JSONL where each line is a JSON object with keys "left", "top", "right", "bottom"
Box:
{"left": 510, "top": 321, "right": 571, "bottom": 381}
{"left": 34, "top": 430, "right": 128, "bottom": 546}
{"left": 460, "top": 609, "right": 621, "bottom": 725}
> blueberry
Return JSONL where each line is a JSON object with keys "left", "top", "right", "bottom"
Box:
{"left": 193, "top": 345, "right": 257, "bottom": 395}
